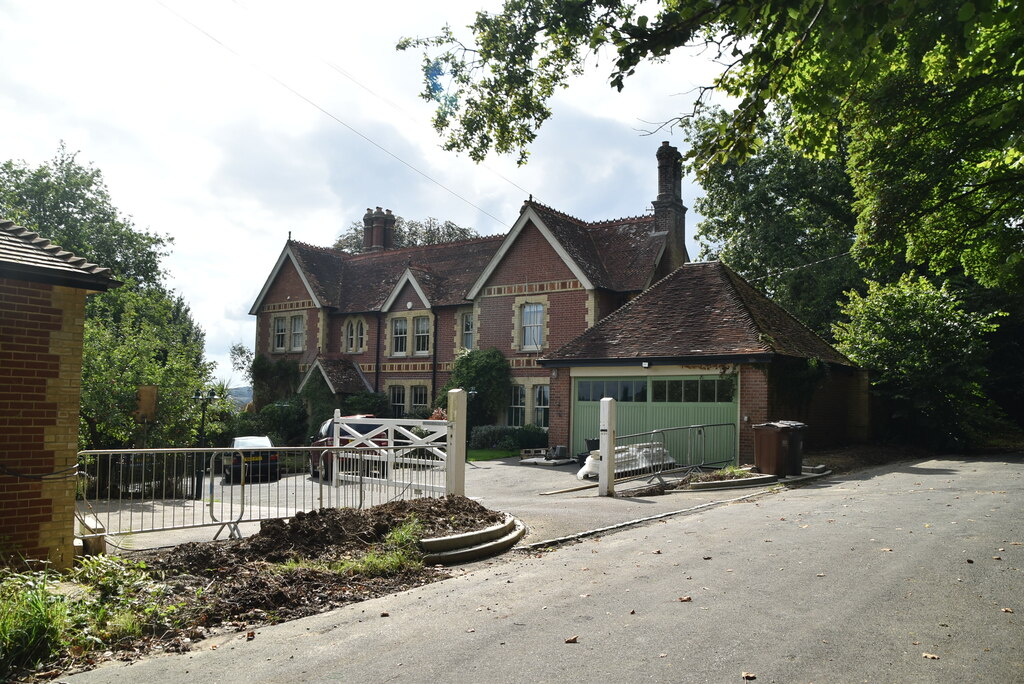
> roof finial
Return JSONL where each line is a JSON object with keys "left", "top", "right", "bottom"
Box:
{"left": 288, "top": 230, "right": 292, "bottom": 241}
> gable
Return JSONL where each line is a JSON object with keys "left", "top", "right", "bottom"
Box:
{"left": 467, "top": 206, "right": 595, "bottom": 299}
{"left": 484, "top": 221, "right": 578, "bottom": 288}
{"left": 381, "top": 268, "right": 431, "bottom": 312}
{"left": 249, "top": 245, "right": 320, "bottom": 315}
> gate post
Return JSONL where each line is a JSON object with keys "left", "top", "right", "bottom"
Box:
{"left": 598, "top": 397, "right": 616, "bottom": 496}
{"left": 446, "top": 389, "right": 467, "bottom": 496}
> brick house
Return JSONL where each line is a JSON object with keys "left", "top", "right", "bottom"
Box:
{"left": 539, "top": 261, "right": 870, "bottom": 460}
{"left": 250, "top": 141, "right": 864, "bottom": 460}
{"left": 0, "top": 220, "right": 120, "bottom": 568}
{"left": 250, "top": 142, "right": 689, "bottom": 427}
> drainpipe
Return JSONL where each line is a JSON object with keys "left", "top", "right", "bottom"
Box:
{"left": 374, "top": 311, "right": 382, "bottom": 392}
{"left": 431, "top": 310, "right": 439, "bottom": 402}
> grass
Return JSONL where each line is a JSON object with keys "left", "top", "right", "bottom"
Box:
{"left": 691, "top": 465, "right": 755, "bottom": 482}
{"left": 0, "top": 555, "right": 185, "bottom": 680}
{"left": 468, "top": 448, "right": 519, "bottom": 461}
{"left": 277, "top": 517, "right": 425, "bottom": 578}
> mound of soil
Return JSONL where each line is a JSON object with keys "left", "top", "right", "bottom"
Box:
{"left": 86, "top": 496, "right": 505, "bottom": 667}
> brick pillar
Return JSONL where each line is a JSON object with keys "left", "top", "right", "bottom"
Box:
{"left": 738, "top": 364, "right": 769, "bottom": 463}
{"left": 547, "top": 369, "right": 571, "bottom": 452}
{"left": 0, "top": 279, "right": 85, "bottom": 569}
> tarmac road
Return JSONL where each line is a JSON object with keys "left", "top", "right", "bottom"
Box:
{"left": 65, "top": 454, "right": 1023, "bottom": 683}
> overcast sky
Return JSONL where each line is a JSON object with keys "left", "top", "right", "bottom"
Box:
{"left": 0, "top": 0, "right": 722, "bottom": 384}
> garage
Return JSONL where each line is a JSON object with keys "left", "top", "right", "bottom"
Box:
{"left": 570, "top": 371, "right": 739, "bottom": 466}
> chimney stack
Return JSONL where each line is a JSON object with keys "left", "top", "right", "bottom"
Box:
{"left": 383, "top": 209, "right": 396, "bottom": 250}
{"left": 362, "top": 208, "right": 374, "bottom": 251}
{"left": 652, "top": 141, "right": 688, "bottom": 270}
{"left": 370, "top": 207, "right": 387, "bottom": 252}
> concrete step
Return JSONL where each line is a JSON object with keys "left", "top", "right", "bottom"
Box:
{"left": 423, "top": 517, "right": 526, "bottom": 565}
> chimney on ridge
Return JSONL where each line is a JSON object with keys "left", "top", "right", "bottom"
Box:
{"left": 652, "top": 141, "right": 688, "bottom": 270}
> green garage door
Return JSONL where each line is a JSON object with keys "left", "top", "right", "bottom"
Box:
{"left": 571, "top": 375, "right": 738, "bottom": 466}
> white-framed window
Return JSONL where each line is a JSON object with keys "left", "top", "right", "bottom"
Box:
{"left": 411, "top": 386, "right": 429, "bottom": 413}
{"left": 508, "top": 385, "right": 526, "bottom": 427}
{"left": 345, "top": 319, "right": 365, "bottom": 353}
{"left": 533, "top": 384, "right": 550, "bottom": 428}
{"left": 461, "top": 312, "right": 474, "bottom": 350}
{"left": 414, "top": 316, "right": 430, "bottom": 355}
{"left": 390, "top": 385, "right": 406, "bottom": 418}
{"left": 273, "top": 316, "right": 287, "bottom": 351}
{"left": 521, "top": 303, "right": 544, "bottom": 350}
{"left": 290, "top": 315, "right": 305, "bottom": 351}
{"left": 392, "top": 318, "right": 408, "bottom": 356}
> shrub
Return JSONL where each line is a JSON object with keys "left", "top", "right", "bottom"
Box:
{"left": 469, "top": 424, "right": 549, "bottom": 450}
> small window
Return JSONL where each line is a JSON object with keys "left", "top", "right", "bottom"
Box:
{"left": 346, "top": 321, "right": 356, "bottom": 352}
{"left": 290, "top": 315, "right": 304, "bottom": 351}
{"left": 390, "top": 385, "right": 406, "bottom": 418}
{"left": 508, "top": 385, "right": 526, "bottom": 427}
{"left": 414, "top": 316, "right": 430, "bottom": 355}
{"left": 392, "top": 318, "right": 408, "bottom": 355}
{"left": 521, "top": 303, "right": 543, "bottom": 350}
{"left": 356, "top": 320, "right": 364, "bottom": 351}
{"left": 683, "top": 379, "right": 699, "bottom": 402}
{"left": 533, "top": 384, "right": 550, "bottom": 428}
{"left": 411, "top": 386, "right": 429, "bottom": 412}
{"left": 700, "top": 378, "right": 717, "bottom": 402}
{"left": 273, "top": 317, "right": 287, "bottom": 351}
{"left": 461, "top": 312, "right": 474, "bottom": 350}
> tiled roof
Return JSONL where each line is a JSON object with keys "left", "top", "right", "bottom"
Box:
{"left": 287, "top": 241, "right": 346, "bottom": 307}
{"left": 543, "top": 261, "right": 851, "bottom": 366}
{"left": 525, "top": 201, "right": 664, "bottom": 291}
{"left": 0, "top": 220, "right": 121, "bottom": 291}
{"left": 334, "top": 236, "right": 505, "bottom": 311}
{"left": 317, "top": 358, "right": 371, "bottom": 394}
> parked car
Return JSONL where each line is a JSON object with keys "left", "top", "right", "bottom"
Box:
{"left": 310, "top": 415, "right": 389, "bottom": 480}
{"left": 223, "top": 435, "right": 281, "bottom": 484}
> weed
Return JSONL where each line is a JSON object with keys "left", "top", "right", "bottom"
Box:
{"left": 275, "top": 517, "right": 425, "bottom": 578}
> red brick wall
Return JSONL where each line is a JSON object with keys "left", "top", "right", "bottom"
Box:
{"left": 254, "top": 257, "right": 316, "bottom": 362}
{"left": 0, "top": 278, "right": 85, "bottom": 569}
{"left": 548, "top": 370, "right": 572, "bottom": 450}
{"left": 487, "top": 222, "right": 576, "bottom": 286}
{"left": 738, "top": 364, "right": 770, "bottom": 462}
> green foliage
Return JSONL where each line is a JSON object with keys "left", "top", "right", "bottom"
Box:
{"left": 0, "top": 556, "right": 181, "bottom": 679}
{"left": 0, "top": 143, "right": 169, "bottom": 283}
{"left": 404, "top": 0, "right": 1024, "bottom": 291}
{"left": 333, "top": 215, "right": 479, "bottom": 253}
{"left": 0, "top": 570, "right": 69, "bottom": 677}
{"left": 437, "top": 348, "right": 512, "bottom": 429}
{"left": 687, "top": 108, "right": 864, "bottom": 338}
{"left": 80, "top": 289, "right": 216, "bottom": 449}
{"left": 1, "top": 145, "right": 214, "bottom": 450}
{"left": 251, "top": 355, "right": 301, "bottom": 410}
{"left": 469, "top": 424, "right": 548, "bottom": 450}
{"left": 833, "top": 274, "right": 1004, "bottom": 447}
{"left": 278, "top": 518, "right": 425, "bottom": 578}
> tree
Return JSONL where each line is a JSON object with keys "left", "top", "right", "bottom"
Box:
{"left": 402, "top": 0, "right": 1024, "bottom": 290}
{"left": 437, "top": 348, "right": 512, "bottom": 429}
{"left": 0, "top": 143, "right": 169, "bottom": 284}
{"left": 686, "top": 108, "right": 864, "bottom": 338}
{"left": 333, "top": 215, "right": 478, "bottom": 253}
{"left": 832, "top": 274, "right": 1003, "bottom": 448}
{"left": 1, "top": 146, "right": 213, "bottom": 449}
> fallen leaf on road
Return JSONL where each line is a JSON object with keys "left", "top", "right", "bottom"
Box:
{"left": 993, "top": 556, "right": 1002, "bottom": 560}
{"left": 380, "top": 612, "right": 390, "bottom": 618}
{"left": 678, "top": 596, "right": 693, "bottom": 602}
{"left": 579, "top": 593, "right": 591, "bottom": 598}
{"left": 922, "top": 653, "right": 940, "bottom": 659}
{"left": 1011, "top": 542, "right": 1022, "bottom": 546}
{"left": 1001, "top": 608, "right": 1014, "bottom": 613}
{"left": 703, "top": 556, "right": 712, "bottom": 560}
{"left": 912, "top": 641, "right": 920, "bottom": 645}
{"left": 211, "top": 644, "right": 218, "bottom": 650}
{"left": 998, "top": 547, "right": 1005, "bottom": 552}
{"left": 816, "top": 573, "right": 826, "bottom": 577}
{"left": 630, "top": 609, "right": 636, "bottom": 614}
{"left": 881, "top": 548, "right": 893, "bottom": 552}
{"left": 565, "top": 635, "right": 579, "bottom": 644}
{"left": 742, "top": 672, "right": 757, "bottom": 680}
{"left": 246, "top": 632, "right": 255, "bottom": 641}
{"left": 466, "top": 628, "right": 475, "bottom": 632}
{"left": 967, "top": 559, "right": 974, "bottom": 564}
{"left": 654, "top": 549, "right": 662, "bottom": 554}
{"left": 659, "top": 653, "right": 667, "bottom": 658}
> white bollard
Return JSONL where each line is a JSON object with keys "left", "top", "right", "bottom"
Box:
{"left": 446, "top": 389, "right": 467, "bottom": 496}
{"left": 598, "top": 397, "right": 616, "bottom": 496}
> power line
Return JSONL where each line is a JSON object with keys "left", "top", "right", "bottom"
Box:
{"left": 745, "top": 250, "right": 854, "bottom": 282}
{"left": 154, "top": 0, "right": 514, "bottom": 228}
